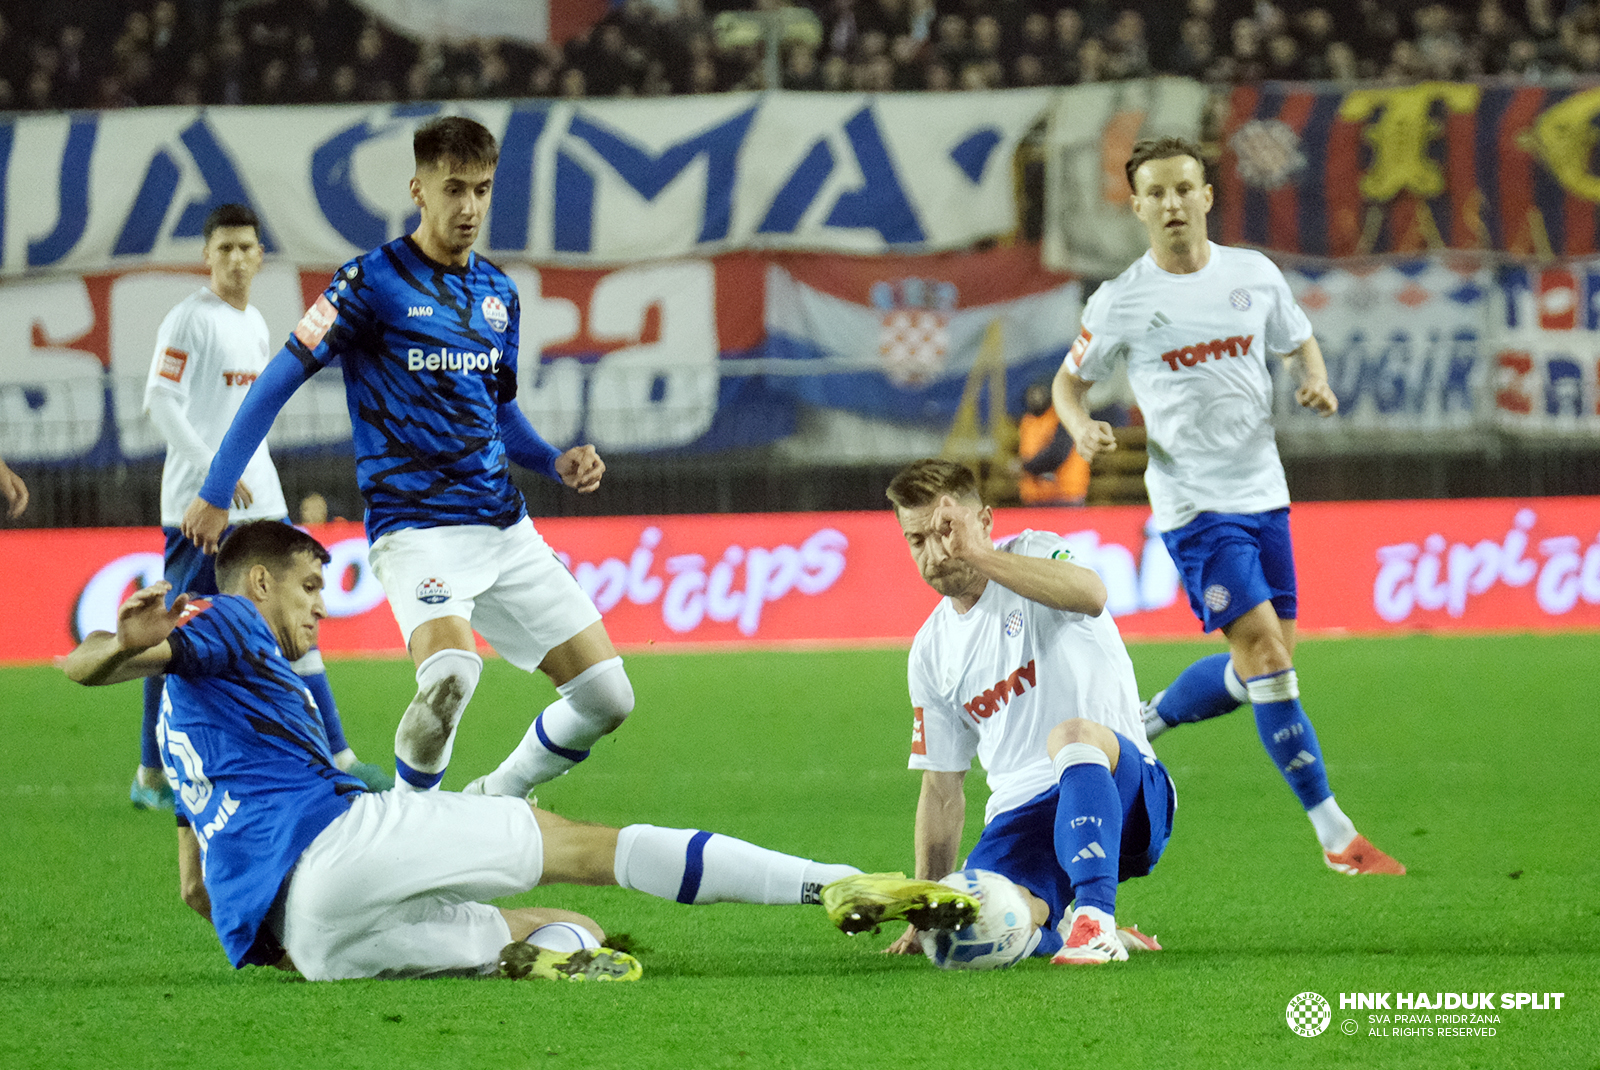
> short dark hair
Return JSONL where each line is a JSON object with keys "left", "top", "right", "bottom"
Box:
{"left": 886, "top": 458, "right": 983, "bottom": 511}
{"left": 414, "top": 115, "right": 499, "bottom": 172}
{"left": 1125, "top": 136, "right": 1207, "bottom": 194}
{"left": 215, "top": 521, "right": 331, "bottom": 592}
{"left": 203, "top": 203, "right": 260, "bottom": 243}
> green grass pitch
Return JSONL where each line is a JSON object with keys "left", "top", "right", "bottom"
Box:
{"left": 2, "top": 634, "right": 1596, "bottom": 1070}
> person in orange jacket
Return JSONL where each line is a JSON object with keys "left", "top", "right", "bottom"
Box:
{"left": 1014, "top": 380, "right": 1089, "bottom": 505}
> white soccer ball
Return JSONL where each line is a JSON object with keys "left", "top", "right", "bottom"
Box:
{"left": 918, "top": 869, "right": 1034, "bottom": 971}
{"left": 525, "top": 922, "right": 601, "bottom": 953}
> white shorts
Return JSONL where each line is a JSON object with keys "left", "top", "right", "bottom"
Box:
{"left": 274, "top": 791, "right": 543, "bottom": 980}
{"left": 368, "top": 518, "right": 602, "bottom": 671}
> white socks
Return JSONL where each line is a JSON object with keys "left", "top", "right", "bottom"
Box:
{"left": 1052, "top": 741, "right": 1111, "bottom": 781}
{"left": 393, "top": 648, "right": 482, "bottom": 792}
{"left": 1308, "top": 796, "right": 1358, "bottom": 853}
{"left": 480, "top": 657, "right": 634, "bottom": 797}
{"left": 612, "top": 824, "right": 860, "bottom": 906}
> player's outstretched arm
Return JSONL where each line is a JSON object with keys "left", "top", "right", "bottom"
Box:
{"left": 1051, "top": 365, "right": 1117, "bottom": 464}
{"left": 1287, "top": 336, "right": 1338, "bottom": 416}
{"left": 0, "top": 457, "right": 28, "bottom": 519}
{"left": 183, "top": 349, "right": 308, "bottom": 552}
{"left": 62, "top": 582, "right": 184, "bottom": 686}
{"left": 886, "top": 769, "right": 967, "bottom": 955}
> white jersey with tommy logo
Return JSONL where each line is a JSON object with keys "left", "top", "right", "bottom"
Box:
{"left": 1064, "top": 242, "right": 1314, "bottom": 532}
{"left": 907, "top": 530, "right": 1152, "bottom": 825}
{"left": 144, "top": 287, "right": 287, "bottom": 527}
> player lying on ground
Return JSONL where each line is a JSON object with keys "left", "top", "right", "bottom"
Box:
{"left": 1052, "top": 136, "right": 1403, "bottom": 876}
{"left": 61, "top": 521, "right": 977, "bottom": 981}
{"left": 182, "top": 116, "right": 630, "bottom": 802}
{"left": 822, "top": 460, "right": 1175, "bottom": 966}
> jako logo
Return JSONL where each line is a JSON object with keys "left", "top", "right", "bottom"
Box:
{"left": 1160, "top": 334, "right": 1254, "bottom": 371}
{"left": 407, "top": 347, "right": 501, "bottom": 373}
{"left": 407, "top": 305, "right": 434, "bottom": 317}
{"left": 963, "top": 660, "right": 1037, "bottom": 723}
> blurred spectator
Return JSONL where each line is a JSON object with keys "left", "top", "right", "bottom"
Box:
{"left": 1011, "top": 381, "right": 1088, "bottom": 507}
{"left": 1172, "top": 17, "right": 1216, "bottom": 79}
{"left": 1264, "top": 32, "right": 1304, "bottom": 80}
{"left": 299, "top": 493, "right": 330, "bottom": 527}
{"left": 784, "top": 40, "right": 823, "bottom": 89}
{"left": 1047, "top": 8, "right": 1084, "bottom": 84}
{"left": 1227, "top": 17, "right": 1267, "bottom": 82}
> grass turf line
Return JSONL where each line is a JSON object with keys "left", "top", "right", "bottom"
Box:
{"left": 1, "top": 635, "right": 1596, "bottom": 1070}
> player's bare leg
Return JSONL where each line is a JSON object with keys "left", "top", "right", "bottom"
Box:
{"left": 468, "top": 622, "right": 635, "bottom": 797}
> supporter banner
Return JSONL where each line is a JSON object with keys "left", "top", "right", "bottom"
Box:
{"left": 1222, "top": 81, "right": 1600, "bottom": 258}
{"left": 1488, "top": 260, "right": 1600, "bottom": 432}
{"left": 0, "top": 247, "right": 1079, "bottom": 464}
{"left": 761, "top": 245, "right": 1081, "bottom": 419}
{"left": 1276, "top": 258, "right": 1491, "bottom": 435}
{"left": 1042, "top": 77, "right": 1209, "bottom": 276}
{"left": 1272, "top": 258, "right": 1600, "bottom": 438}
{"left": 353, "top": 0, "right": 608, "bottom": 45}
{"left": 5, "top": 497, "right": 1597, "bottom": 663}
{"left": 0, "top": 91, "right": 1050, "bottom": 278}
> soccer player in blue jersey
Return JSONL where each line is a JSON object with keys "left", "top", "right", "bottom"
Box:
{"left": 135, "top": 203, "right": 389, "bottom": 811}
{"left": 182, "top": 116, "right": 631, "bottom": 798}
{"left": 62, "top": 521, "right": 907, "bottom": 981}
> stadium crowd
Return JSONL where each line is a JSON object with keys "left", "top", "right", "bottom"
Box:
{"left": 0, "top": 0, "right": 1596, "bottom": 110}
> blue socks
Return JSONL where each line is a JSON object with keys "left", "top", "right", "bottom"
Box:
{"left": 1246, "top": 669, "right": 1332, "bottom": 810}
{"left": 1051, "top": 743, "right": 1121, "bottom": 916}
{"left": 298, "top": 670, "right": 349, "bottom": 754}
{"left": 1152, "top": 652, "right": 1246, "bottom": 725}
{"left": 140, "top": 674, "right": 165, "bottom": 768}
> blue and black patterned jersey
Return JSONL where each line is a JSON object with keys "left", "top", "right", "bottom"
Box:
{"left": 160, "top": 595, "right": 365, "bottom": 968}
{"left": 288, "top": 237, "right": 527, "bottom": 541}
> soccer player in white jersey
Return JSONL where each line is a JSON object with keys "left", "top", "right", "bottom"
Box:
{"left": 826, "top": 459, "right": 1175, "bottom": 965}
{"left": 1052, "top": 137, "right": 1404, "bottom": 876}
{"left": 137, "top": 204, "right": 387, "bottom": 809}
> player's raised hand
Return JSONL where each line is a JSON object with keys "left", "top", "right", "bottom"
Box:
{"left": 884, "top": 924, "right": 923, "bottom": 955}
{"left": 0, "top": 459, "right": 28, "bottom": 519}
{"left": 116, "top": 582, "right": 191, "bottom": 653}
{"left": 181, "top": 497, "right": 229, "bottom": 555}
{"left": 556, "top": 445, "right": 605, "bottom": 493}
{"left": 1295, "top": 378, "right": 1338, "bottom": 416}
{"left": 232, "top": 480, "right": 254, "bottom": 509}
{"left": 1071, "top": 420, "right": 1119, "bottom": 465}
{"left": 931, "top": 494, "right": 991, "bottom": 563}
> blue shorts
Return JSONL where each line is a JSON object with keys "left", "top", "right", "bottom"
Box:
{"left": 963, "top": 732, "right": 1175, "bottom": 930}
{"left": 1160, "top": 508, "right": 1297, "bottom": 633}
{"left": 162, "top": 526, "right": 225, "bottom": 607}
{"left": 162, "top": 519, "right": 292, "bottom": 608}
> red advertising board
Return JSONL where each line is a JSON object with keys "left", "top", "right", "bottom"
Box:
{"left": 5, "top": 498, "right": 1599, "bottom": 665}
